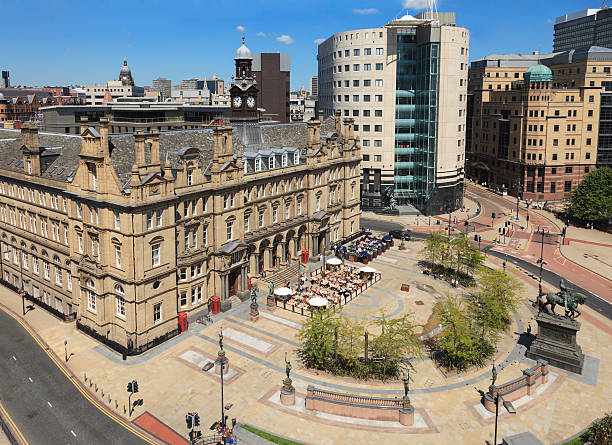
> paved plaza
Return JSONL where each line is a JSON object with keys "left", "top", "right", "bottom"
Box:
{"left": 1, "top": 235, "right": 611, "bottom": 445}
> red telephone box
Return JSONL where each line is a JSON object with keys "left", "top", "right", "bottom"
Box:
{"left": 178, "top": 312, "right": 188, "bottom": 332}
{"left": 210, "top": 296, "right": 221, "bottom": 314}
{"left": 300, "top": 249, "right": 309, "bottom": 264}
{"left": 247, "top": 277, "right": 252, "bottom": 291}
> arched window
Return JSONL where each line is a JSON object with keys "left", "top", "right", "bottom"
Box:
{"left": 53, "top": 255, "right": 60, "bottom": 263}
{"left": 86, "top": 279, "right": 95, "bottom": 289}
{"left": 115, "top": 284, "right": 125, "bottom": 295}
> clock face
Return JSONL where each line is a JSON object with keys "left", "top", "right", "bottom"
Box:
{"left": 233, "top": 96, "right": 242, "bottom": 108}
{"left": 247, "top": 96, "right": 255, "bottom": 108}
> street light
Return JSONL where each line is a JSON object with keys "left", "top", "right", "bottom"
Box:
{"left": 490, "top": 364, "right": 516, "bottom": 445}
{"left": 447, "top": 205, "right": 452, "bottom": 240}
{"left": 537, "top": 226, "right": 547, "bottom": 295}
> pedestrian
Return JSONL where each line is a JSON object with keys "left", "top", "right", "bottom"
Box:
{"left": 527, "top": 323, "right": 532, "bottom": 335}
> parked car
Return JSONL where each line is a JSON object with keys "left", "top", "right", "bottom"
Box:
{"left": 389, "top": 230, "right": 412, "bottom": 240}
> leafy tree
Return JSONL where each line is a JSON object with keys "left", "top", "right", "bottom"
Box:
{"left": 567, "top": 167, "right": 612, "bottom": 223}
{"left": 476, "top": 268, "right": 523, "bottom": 329}
{"left": 588, "top": 412, "right": 612, "bottom": 445}
{"left": 297, "top": 309, "right": 342, "bottom": 371}
{"left": 421, "top": 232, "right": 445, "bottom": 266}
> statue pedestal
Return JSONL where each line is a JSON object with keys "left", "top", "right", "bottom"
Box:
{"left": 398, "top": 398, "right": 414, "bottom": 426}
{"left": 250, "top": 302, "right": 259, "bottom": 322}
{"left": 280, "top": 379, "right": 295, "bottom": 406}
{"left": 266, "top": 294, "right": 276, "bottom": 311}
{"left": 215, "top": 355, "right": 229, "bottom": 375}
{"left": 526, "top": 312, "right": 584, "bottom": 374}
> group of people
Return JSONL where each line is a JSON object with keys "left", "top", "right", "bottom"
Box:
{"left": 422, "top": 267, "right": 459, "bottom": 287}
{"left": 336, "top": 235, "right": 389, "bottom": 263}
{"left": 282, "top": 264, "right": 370, "bottom": 310}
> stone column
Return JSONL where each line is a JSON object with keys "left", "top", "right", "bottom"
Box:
{"left": 215, "top": 348, "right": 229, "bottom": 375}
{"left": 398, "top": 396, "right": 414, "bottom": 426}
{"left": 220, "top": 275, "right": 226, "bottom": 299}
{"left": 280, "top": 376, "right": 295, "bottom": 406}
{"left": 264, "top": 247, "right": 272, "bottom": 271}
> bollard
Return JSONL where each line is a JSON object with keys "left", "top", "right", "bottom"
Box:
{"left": 123, "top": 405, "right": 127, "bottom": 414}
{"left": 108, "top": 394, "right": 111, "bottom": 403}
{"left": 95, "top": 384, "right": 98, "bottom": 392}
{"left": 101, "top": 388, "right": 104, "bottom": 397}
{"left": 115, "top": 400, "right": 119, "bottom": 409}
{"left": 89, "top": 380, "right": 93, "bottom": 388}
{"left": 84, "top": 373, "right": 87, "bottom": 382}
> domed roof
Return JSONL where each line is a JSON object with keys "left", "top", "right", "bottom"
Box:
{"left": 524, "top": 63, "right": 552, "bottom": 82}
{"left": 0, "top": 92, "right": 4, "bottom": 100}
{"left": 120, "top": 59, "right": 131, "bottom": 74}
{"left": 235, "top": 36, "right": 252, "bottom": 60}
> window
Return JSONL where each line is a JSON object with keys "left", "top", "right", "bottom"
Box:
{"left": 353, "top": 48, "right": 360, "bottom": 56}
{"left": 114, "top": 211, "right": 120, "bottom": 230}
{"left": 77, "top": 233, "right": 83, "bottom": 253}
{"left": 344, "top": 64, "right": 349, "bottom": 71}
{"left": 115, "top": 245, "right": 121, "bottom": 268}
{"left": 364, "top": 95, "right": 370, "bottom": 102}
{"left": 344, "top": 50, "right": 349, "bottom": 57}
{"left": 375, "top": 110, "right": 382, "bottom": 117}
{"left": 363, "top": 125, "right": 370, "bottom": 131}
{"left": 226, "top": 221, "right": 233, "bottom": 241}
{"left": 364, "top": 80, "right": 371, "bottom": 87}
{"left": 244, "top": 214, "right": 250, "bottom": 233}
{"left": 553, "top": 139, "right": 558, "bottom": 146}
{"left": 203, "top": 226, "right": 208, "bottom": 246}
{"left": 153, "top": 302, "right": 162, "bottom": 323}
{"left": 43, "top": 260, "right": 50, "bottom": 280}
{"left": 33, "top": 256, "right": 39, "bottom": 274}
{"left": 297, "top": 200, "right": 302, "bottom": 215}
{"left": 589, "top": 95, "right": 594, "bottom": 103}
{"left": 586, "top": 138, "right": 591, "bottom": 146}
{"left": 374, "top": 155, "right": 382, "bottom": 162}
{"left": 152, "top": 244, "right": 160, "bottom": 267}
{"left": 374, "top": 125, "right": 382, "bottom": 132}
{"left": 116, "top": 297, "right": 125, "bottom": 317}
{"left": 552, "top": 154, "right": 557, "bottom": 160}
{"left": 375, "top": 95, "right": 383, "bottom": 102}
{"left": 376, "top": 48, "right": 383, "bottom": 55}
{"left": 258, "top": 210, "right": 265, "bottom": 227}
{"left": 272, "top": 207, "right": 278, "bottom": 223}
{"left": 364, "top": 48, "right": 371, "bottom": 55}
{"left": 67, "top": 270, "right": 72, "bottom": 291}
{"left": 374, "top": 140, "right": 382, "bottom": 147}
{"left": 180, "top": 268, "right": 187, "bottom": 280}
{"left": 364, "top": 63, "right": 371, "bottom": 71}
{"left": 269, "top": 156, "right": 275, "bottom": 169}
{"left": 187, "top": 169, "right": 193, "bottom": 185}
{"left": 586, "top": 152, "right": 591, "bottom": 159}
{"left": 77, "top": 203, "right": 82, "bottom": 219}
{"left": 375, "top": 63, "right": 383, "bottom": 70}
{"left": 565, "top": 166, "right": 573, "bottom": 173}
{"left": 353, "top": 64, "right": 360, "bottom": 71}
{"left": 564, "top": 181, "right": 572, "bottom": 192}
{"left": 375, "top": 79, "right": 383, "bottom": 87}
{"left": 282, "top": 153, "right": 288, "bottom": 167}
{"left": 362, "top": 139, "right": 370, "bottom": 147}
{"left": 255, "top": 157, "right": 261, "bottom": 172}
{"left": 294, "top": 152, "right": 299, "bottom": 165}
{"left": 316, "top": 196, "right": 321, "bottom": 211}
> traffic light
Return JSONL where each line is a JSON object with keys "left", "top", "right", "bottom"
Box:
{"left": 492, "top": 212, "right": 496, "bottom": 219}
{"left": 186, "top": 413, "right": 193, "bottom": 430}
{"left": 132, "top": 380, "right": 139, "bottom": 393}
{"left": 194, "top": 413, "right": 200, "bottom": 427}
{"left": 474, "top": 234, "right": 478, "bottom": 241}
{"left": 127, "top": 381, "right": 133, "bottom": 393}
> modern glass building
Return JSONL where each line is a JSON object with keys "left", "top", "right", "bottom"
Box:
{"left": 317, "top": 12, "right": 469, "bottom": 214}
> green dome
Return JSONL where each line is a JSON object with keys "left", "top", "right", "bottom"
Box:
{"left": 524, "top": 64, "right": 552, "bottom": 82}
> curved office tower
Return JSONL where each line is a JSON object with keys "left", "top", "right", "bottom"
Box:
{"left": 317, "top": 12, "right": 469, "bottom": 214}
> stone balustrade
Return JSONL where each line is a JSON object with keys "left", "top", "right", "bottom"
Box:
{"left": 482, "top": 360, "right": 549, "bottom": 413}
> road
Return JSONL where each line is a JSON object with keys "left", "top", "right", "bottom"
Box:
{"left": 0, "top": 308, "right": 152, "bottom": 445}
{"left": 360, "top": 217, "right": 403, "bottom": 234}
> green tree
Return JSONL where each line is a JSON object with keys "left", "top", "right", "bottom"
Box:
{"left": 421, "top": 232, "right": 445, "bottom": 266}
{"left": 297, "top": 309, "right": 342, "bottom": 371}
{"left": 567, "top": 167, "right": 612, "bottom": 223}
{"left": 588, "top": 412, "right": 612, "bottom": 445}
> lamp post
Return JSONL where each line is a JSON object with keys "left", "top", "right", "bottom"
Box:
{"left": 537, "top": 226, "right": 546, "bottom": 295}
{"left": 64, "top": 339, "right": 68, "bottom": 362}
{"left": 447, "top": 205, "right": 452, "bottom": 240}
{"left": 490, "top": 364, "right": 516, "bottom": 445}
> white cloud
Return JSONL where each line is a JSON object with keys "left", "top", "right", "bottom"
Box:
{"left": 256, "top": 32, "right": 268, "bottom": 37}
{"left": 236, "top": 25, "right": 245, "bottom": 32}
{"left": 277, "top": 34, "right": 295, "bottom": 45}
{"left": 314, "top": 38, "right": 326, "bottom": 45}
{"left": 353, "top": 8, "right": 380, "bottom": 15}
{"left": 403, "top": 0, "right": 429, "bottom": 9}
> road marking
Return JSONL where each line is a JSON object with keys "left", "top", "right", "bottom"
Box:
{"left": 47, "top": 401, "right": 53, "bottom": 408}
{"left": 12, "top": 355, "right": 16, "bottom": 360}
{"left": 71, "top": 430, "right": 76, "bottom": 437}
{"left": 28, "top": 377, "right": 33, "bottom": 382}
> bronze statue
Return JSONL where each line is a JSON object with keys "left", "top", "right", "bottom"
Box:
{"left": 250, "top": 288, "right": 257, "bottom": 305}
{"left": 219, "top": 327, "right": 224, "bottom": 352}
{"left": 537, "top": 279, "right": 586, "bottom": 320}
{"left": 491, "top": 363, "right": 497, "bottom": 387}
{"left": 268, "top": 281, "right": 274, "bottom": 297}
{"left": 284, "top": 352, "right": 292, "bottom": 381}
{"left": 402, "top": 371, "right": 410, "bottom": 397}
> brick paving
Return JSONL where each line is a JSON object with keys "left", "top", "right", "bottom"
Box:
{"left": 0, "top": 238, "right": 610, "bottom": 444}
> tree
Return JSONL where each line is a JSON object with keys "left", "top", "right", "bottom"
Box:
{"left": 421, "top": 232, "right": 445, "bottom": 266}
{"left": 567, "top": 167, "right": 612, "bottom": 223}
{"left": 588, "top": 412, "right": 612, "bottom": 445}
{"left": 297, "top": 309, "right": 342, "bottom": 371}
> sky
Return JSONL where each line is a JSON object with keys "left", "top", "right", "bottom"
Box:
{"left": 1, "top": 0, "right": 595, "bottom": 91}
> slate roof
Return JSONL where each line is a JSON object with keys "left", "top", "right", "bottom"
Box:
{"left": 0, "top": 120, "right": 336, "bottom": 188}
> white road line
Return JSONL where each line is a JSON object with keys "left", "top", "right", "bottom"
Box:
{"left": 12, "top": 355, "right": 16, "bottom": 361}
{"left": 47, "top": 401, "right": 53, "bottom": 408}
{"left": 28, "top": 377, "right": 33, "bottom": 382}
{"left": 70, "top": 430, "right": 76, "bottom": 437}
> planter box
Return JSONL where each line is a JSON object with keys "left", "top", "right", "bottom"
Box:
{"left": 401, "top": 284, "right": 410, "bottom": 292}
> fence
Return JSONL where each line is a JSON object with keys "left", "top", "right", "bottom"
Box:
{"left": 76, "top": 320, "right": 180, "bottom": 357}
{"left": 0, "top": 278, "right": 75, "bottom": 322}
{"left": 275, "top": 272, "right": 381, "bottom": 316}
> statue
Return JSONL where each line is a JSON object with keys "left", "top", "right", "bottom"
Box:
{"left": 491, "top": 363, "right": 497, "bottom": 388}
{"left": 250, "top": 288, "right": 257, "bottom": 305}
{"left": 402, "top": 370, "right": 410, "bottom": 398}
{"left": 284, "top": 352, "right": 292, "bottom": 381}
{"left": 537, "top": 279, "right": 586, "bottom": 320}
{"left": 268, "top": 281, "right": 274, "bottom": 297}
{"left": 382, "top": 186, "right": 397, "bottom": 211}
{"left": 219, "top": 328, "right": 224, "bottom": 352}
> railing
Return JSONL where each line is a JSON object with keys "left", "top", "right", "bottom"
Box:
{"left": 110, "top": 117, "right": 184, "bottom": 124}
{"left": 483, "top": 360, "right": 549, "bottom": 412}
{"left": 76, "top": 320, "right": 181, "bottom": 357}
{"left": 308, "top": 386, "right": 403, "bottom": 407}
{"left": 0, "top": 279, "right": 75, "bottom": 322}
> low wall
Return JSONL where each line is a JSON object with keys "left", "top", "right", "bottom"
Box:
{"left": 305, "top": 385, "right": 413, "bottom": 425}
{"left": 483, "top": 360, "right": 549, "bottom": 412}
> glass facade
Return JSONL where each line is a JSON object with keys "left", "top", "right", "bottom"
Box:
{"left": 394, "top": 29, "right": 439, "bottom": 209}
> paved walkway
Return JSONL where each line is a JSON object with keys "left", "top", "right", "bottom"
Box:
{"left": 0, "top": 240, "right": 610, "bottom": 445}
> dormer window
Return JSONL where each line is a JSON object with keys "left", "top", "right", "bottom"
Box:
{"left": 269, "top": 156, "right": 275, "bottom": 169}
{"left": 87, "top": 163, "right": 98, "bottom": 191}
{"left": 294, "top": 152, "right": 299, "bottom": 165}
{"left": 27, "top": 161, "right": 32, "bottom": 175}
{"left": 282, "top": 153, "right": 288, "bottom": 167}
{"left": 187, "top": 169, "right": 193, "bottom": 185}
{"left": 255, "top": 157, "right": 261, "bottom": 172}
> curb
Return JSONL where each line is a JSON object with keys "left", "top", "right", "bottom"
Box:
{"left": 0, "top": 300, "right": 162, "bottom": 445}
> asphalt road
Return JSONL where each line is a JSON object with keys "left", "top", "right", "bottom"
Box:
{"left": 0, "top": 308, "right": 151, "bottom": 445}
{"left": 360, "top": 216, "right": 403, "bottom": 233}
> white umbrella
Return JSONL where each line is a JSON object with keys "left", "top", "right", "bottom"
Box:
{"left": 326, "top": 257, "right": 343, "bottom": 266}
{"left": 308, "top": 297, "right": 328, "bottom": 307}
{"left": 359, "top": 266, "right": 377, "bottom": 273}
{"left": 274, "top": 287, "right": 294, "bottom": 297}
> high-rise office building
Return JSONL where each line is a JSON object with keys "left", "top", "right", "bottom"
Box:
{"left": 310, "top": 76, "right": 318, "bottom": 99}
{"left": 317, "top": 12, "right": 469, "bottom": 213}
{"left": 253, "top": 53, "right": 291, "bottom": 123}
{"left": 1, "top": 71, "right": 9, "bottom": 88}
{"left": 152, "top": 77, "right": 171, "bottom": 98}
{"left": 554, "top": 8, "right": 612, "bottom": 52}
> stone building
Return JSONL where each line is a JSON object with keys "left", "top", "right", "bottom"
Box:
{"left": 0, "top": 114, "right": 360, "bottom": 352}
{"left": 467, "top": 46, "right": 611, "bottom": 201}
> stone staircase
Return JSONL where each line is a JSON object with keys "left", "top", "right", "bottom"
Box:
{"left": 266, "top": 261, "right": 301, "bottom": 288}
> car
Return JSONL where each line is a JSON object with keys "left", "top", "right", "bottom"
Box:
{"left": 389, "top": 230, "right": 412, "bottom": 240}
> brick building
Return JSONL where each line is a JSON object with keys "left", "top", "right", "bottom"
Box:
{"left": 0, "top": 115, "right": 360, "bottom": 353}
{"left": 467, "top": 46, "right": 612, "bottom": 202}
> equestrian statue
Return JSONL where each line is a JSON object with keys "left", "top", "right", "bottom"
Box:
{"left": 537, "top": 279, "right": 586, "bottom": 320}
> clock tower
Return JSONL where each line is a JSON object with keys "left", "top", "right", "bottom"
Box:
{"left": 230, "top": 35, "right": 259, "bottom": 120}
